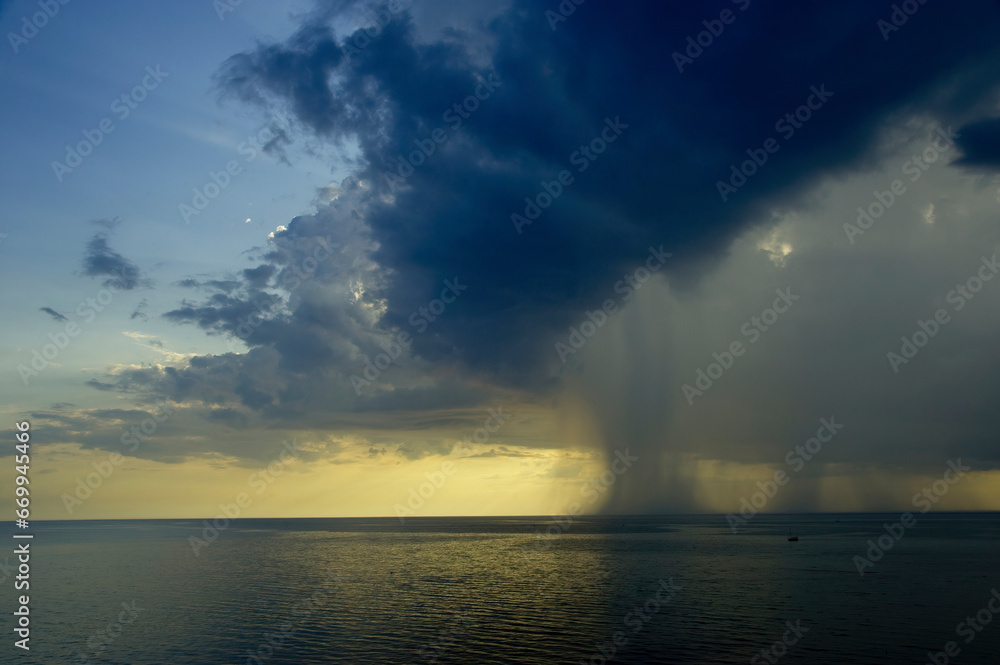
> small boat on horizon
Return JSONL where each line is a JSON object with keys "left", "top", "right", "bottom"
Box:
{"left": 787, "top": 529, "right": 798, "bottom": 542}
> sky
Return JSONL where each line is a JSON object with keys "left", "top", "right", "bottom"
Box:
{"left": 3, "top": 0, "right": 1000, "bottom": 520}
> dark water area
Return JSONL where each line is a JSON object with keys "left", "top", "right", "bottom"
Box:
{"left": 7, "top": 513, "right": 1000, "bottom": 664}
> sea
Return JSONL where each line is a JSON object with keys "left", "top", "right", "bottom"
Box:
{"left": 7, "top": 513, "right": 1000, "bottom": 664}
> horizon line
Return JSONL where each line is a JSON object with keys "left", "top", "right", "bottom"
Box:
{"left": 19, "top": 510, "right": 1000, "bottom": 523}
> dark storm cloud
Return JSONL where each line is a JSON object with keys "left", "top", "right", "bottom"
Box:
{"left": 217, "top": 20, "right": 347, "bottom": 135}
{"left": 955, "top": 117, "right": 1000, "bottom": 168}
{"left": 160, "top": 228, "right": 365, "bottom": 378}
{"left": 211, "top": 0, "right": 1000, "bottom": 388}
{"left": 243, "top": 264, "right": 277, "bottom": 288}
{"left": 88, "top": 348, "right": 495, "bottom": 430}
{"left": 163, "top": 291, "right": 279, "bottom": 336}
{"left": 93, "top": 0, "right": 1000, "bottom": 486}
{"left": 71, "top": 356, "right": 539, "bottom": 463}
{"left": 82, "top": 233, "right": 148, "bottom": 290}
{"left": 40, "top": 306, "right": 67, "bottom": 322}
